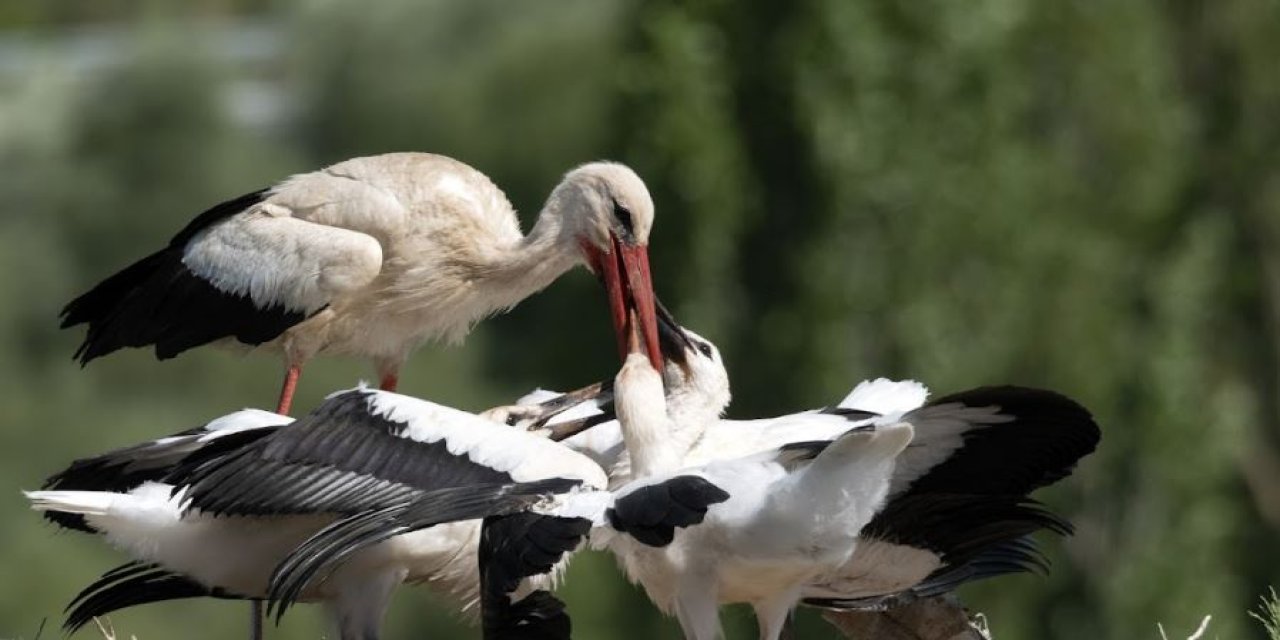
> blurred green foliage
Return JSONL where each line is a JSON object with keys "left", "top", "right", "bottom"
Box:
{"left": 2, "top": 0, "right": 1280, "bottom": 638}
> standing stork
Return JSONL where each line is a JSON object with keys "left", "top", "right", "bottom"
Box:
{"left": 61, "top": 153, "right": 664, "bottom": 415}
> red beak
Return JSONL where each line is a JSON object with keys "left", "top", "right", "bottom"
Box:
{"left": 584, "top": 236, "right": 664, "bottom": 372}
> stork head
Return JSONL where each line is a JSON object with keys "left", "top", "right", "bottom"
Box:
{"left": 530, "top": 308, "right": 729, "bottom": 444}
{"left": 551, "top": 161, "right": 661, "bottom": 373}
{"left": 555, "top": 162, "right": 655, "bottom": 248}
{"left": 654, "top": 302, "right": 731, "bottom": 424}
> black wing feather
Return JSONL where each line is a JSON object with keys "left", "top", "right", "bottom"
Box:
{"left": 60, "top": 188, "right": 311, "bottom": 364}
{"left": 805, "top": 537, "right": 1049, "bottom": 611}
{"left": 41, "top": 423, "right": 278, "bottom": 533}
{"left": 863, "top": 494, "right": 1069, "bottom": 564}
{"left": 482, "top": 590, "right": 571, "bottom": 640}
{"left": 65, "top": 562, "right": 246, "bottom": 633}
{"left": 171, "top": 390, "right": 517, "bottom": 517}
{"left": 266, "top": 478, "right": 583, "bottom": 619}
{"left": 480, "top": 512, "right": 588, "bottom": 640}
{"left": 812, "top": 386, "right": 1099, "bottom": 607}
{"left": 607, "top": 475, "right": 730, "bottom": 547}
{"left": 906, "top": 386, "right": 1101, "bottom": 496}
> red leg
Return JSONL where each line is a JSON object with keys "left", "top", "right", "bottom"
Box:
{"left": 379, "top": 371, "right": 399, "bottom": 392}
{"left": 276, "top": 365, "right": 301, "bottom": 415}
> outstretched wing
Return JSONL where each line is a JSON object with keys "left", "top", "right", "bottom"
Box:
{"left": 267, "top": 479, "right": 584, "bottom": 619}
{"left": 267, "top": 473, "right": 728, "bottom": 620}
{"left": 169, "top": 389, "right": 606, "bottom": 517}
{"left": 41, "top": 409, "right": 289, "bottom": 532}
{"left": 803, "top": 386, "right": 1098, "bottom": 606}
{"left": 889, "top": 386, "right": 1101, "bottom": 498}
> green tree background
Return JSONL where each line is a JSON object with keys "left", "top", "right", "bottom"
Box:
{"left": 2, "top": 1, "right": 1279, "bottom": 638}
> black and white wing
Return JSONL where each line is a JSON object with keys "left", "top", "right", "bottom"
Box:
{"left": 63, "top": 562, "right": 248, "bottom": 633}
{"left": 40, "top": 409, "right": 290, "bottom": 532}
{"left": 264, "top": 478, "right": 589, "bottom": 618}
{"left": 168, "top": 387, "right": 607, "bottom": 518}
{"left": 885, "top": 385, "right": 1100, "bottom": 499}
{"left": 61, "top": 175, "right": 388, "bottom": 363}
{"left": 266, "top": 474, "right": 730, "bottom": 625}
{"left": 804, "top": 386, "right": 1100, "bottom": 609}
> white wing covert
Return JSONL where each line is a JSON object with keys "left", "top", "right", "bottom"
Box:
{"left": 182, "top": 204, "right": 383, "bottom": 315}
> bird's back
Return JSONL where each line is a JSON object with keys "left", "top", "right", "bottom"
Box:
{"left": 60, "top": 152, "right": 526, "bottom": 364}
{"left": 271, "top": 153, "right": 548, "bottom": 350}
{"left": 279, "top": 153, "right": 522, "bottom": 247}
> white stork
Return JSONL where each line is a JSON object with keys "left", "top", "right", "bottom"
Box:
{"left": 595, "top": 350, "right": 916, "bottom": 640}
{"left": 467, "top": 324, "right": 1100, "bottom": 632}
{"left": 22, "top": 308, "right": 702, "bottom": 639}
{"left": 24, "top": 387, "right": 617, "bottom": 640}
{"left": 61, "top": 153, "right": 665, "bottom": 415}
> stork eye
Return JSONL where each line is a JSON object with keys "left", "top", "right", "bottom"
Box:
{"left": 612, "top": 199, "right": 634, "bottom": 236}
{"left": 695, "top": 341, "right": 713, "bottom": 357}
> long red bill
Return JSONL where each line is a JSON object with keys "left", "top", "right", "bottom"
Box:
{"left": 591, "top": 236, "right": 664, "bottom": 372}
{"left": 615, "top": 240, "right": 663, "bottom": 371}
{"left": 586, "top": 239, "right": 627, "bottom": 359}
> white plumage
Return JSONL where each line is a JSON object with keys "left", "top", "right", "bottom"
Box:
{"left": 25, "top": 387, "right": 609, "bottom": 640}
{"left": 592, "top": 353, "right": 913, "bottom": 640}
{"left": 360, "top": 389, "right": 606, "bottom": 487}
{"left": 62, "top": 153, "right": 665, "bottom": 415}
{"left": 500, "top": 326, "right": 1098, "bottom": 630}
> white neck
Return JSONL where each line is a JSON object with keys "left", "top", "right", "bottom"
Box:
{"left": 481, "top": 198, "right": 583, "bottom": 309}
{"left": 655, "top": 362, "right": 727, "bottom": 461}
{"left": 616, "top": 354, "right": 685, "bottom": 478}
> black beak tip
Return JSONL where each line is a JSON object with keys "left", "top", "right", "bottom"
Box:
{"left": 654, "top": 298, "right": 692, "bottom": 368}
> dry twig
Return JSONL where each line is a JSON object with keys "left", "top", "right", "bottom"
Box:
{"left": 91, "top": 617, "right": 138, "bottom": 640}
{"left": 1157, "top": 615, "right": 1212, "bottom": 640}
